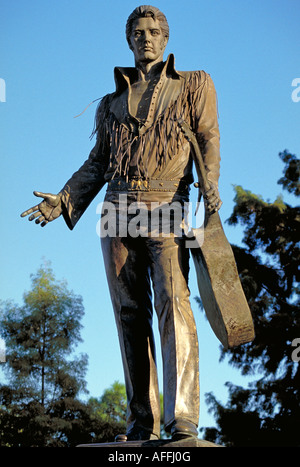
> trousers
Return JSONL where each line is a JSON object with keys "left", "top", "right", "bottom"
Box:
{"left": 101, "top": 225, "right": 200, "bottom": 436}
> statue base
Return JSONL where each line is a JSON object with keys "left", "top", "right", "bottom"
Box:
{"left": 77, "top": 437, "right": 222, "bottom": 448}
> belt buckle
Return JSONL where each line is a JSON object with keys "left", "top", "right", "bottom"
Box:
{"left": 130, "top": 179, "right": 149, "bottom": 191}
{"left": 130, "top": 179, "right": 141, "bottom": 190}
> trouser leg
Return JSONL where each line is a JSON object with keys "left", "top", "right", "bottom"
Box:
{"left": 101, "top": 235, "right": 161, "bottom": 437}
{"left": 146, "top": 235, "right": 200, "bottom": 431}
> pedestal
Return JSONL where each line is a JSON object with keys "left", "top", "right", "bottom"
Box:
{"left": 77, "top": 437, "right": 222, "bottom": 448}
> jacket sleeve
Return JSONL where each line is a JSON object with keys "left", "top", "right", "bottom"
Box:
{"left": 191, "top": 71, "right": 221, "bottom": 188}
{"left": 60, "top": 95, "right": 111, "bottom": 230}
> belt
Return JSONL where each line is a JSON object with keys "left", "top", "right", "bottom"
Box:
{"left": 107, "top": 178, "right": 190, "bottom": 193}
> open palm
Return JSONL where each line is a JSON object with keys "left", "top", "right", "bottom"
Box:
{"left": 21, "top": 191, "right": 62, "bottom": 227}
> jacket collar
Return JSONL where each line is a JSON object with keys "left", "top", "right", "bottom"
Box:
{"left": 113, "top": 54, "right": 182, "bottom": 95}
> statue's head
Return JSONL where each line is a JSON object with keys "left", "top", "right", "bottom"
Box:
{"left": 126, "top": 5, "right": 169, "bottom": 47}
{"left": 126, "top": 5, "right": 169, "bottom": 65}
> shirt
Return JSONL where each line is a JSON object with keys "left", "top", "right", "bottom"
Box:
{"left": 60, "top": 54, "right": 220, "bottom": 230}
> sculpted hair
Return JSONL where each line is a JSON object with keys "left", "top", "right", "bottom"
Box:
{"left": 126, "top": 5, "right": 169, "bottom": 49}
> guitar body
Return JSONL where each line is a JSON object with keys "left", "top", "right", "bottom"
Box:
{"left": 191, "top": 211, "right": 255, "bottom": 349}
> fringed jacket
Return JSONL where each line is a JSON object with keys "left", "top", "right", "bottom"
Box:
{"left": 60, "top": 54, "right": 220, "bottom": 230}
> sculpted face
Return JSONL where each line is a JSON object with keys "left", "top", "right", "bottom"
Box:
{"left": 129, "top": 17, "right": 168, "bottom": 67}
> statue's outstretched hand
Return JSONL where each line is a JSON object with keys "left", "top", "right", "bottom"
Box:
{"left": 21, "top": 191, "right": 63, "bottom": 227}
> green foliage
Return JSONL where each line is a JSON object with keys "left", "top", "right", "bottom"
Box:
{"left": 84, "top": 381, "right": 127, "bottom": 443}
{"left": 88, "top": 381, "right": 127, "bottom": 424}
{"left": 201, "top": 151, "right": 300, "bottom": 446}
{"left": 0, "top": 264, "right": 166, "bottom": 445}
{"left": 278, "top": 150, "right": 300, "bottom": 196}
{"left": 0, "top": 262, "right": 89, "bottom": 446}
{"left": 86, "top": 381, "right": 168, "bottom": 440}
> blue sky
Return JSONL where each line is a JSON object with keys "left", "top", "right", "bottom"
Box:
{"left": 1, "top": 0, "right": 299, "bottom": 432}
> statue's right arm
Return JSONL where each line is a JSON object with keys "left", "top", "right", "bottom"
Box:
{"left": 59, "top": 134, "right": 110, "bottom": 230}
{"left": 20, "top": 138, "right": 108, "bottom": 229}
{"left": 21, "top": 96, "right": 111, "bottom": 230}
{"left": 59, "top": 96, "right": 111, "bottom": 229}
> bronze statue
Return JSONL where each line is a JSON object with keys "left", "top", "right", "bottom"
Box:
{"left": 21, "top": 6, "right": 224, "bottom": 441}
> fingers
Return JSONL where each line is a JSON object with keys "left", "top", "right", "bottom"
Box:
{"left": 206, "top": 199, "right": 222, "bottom": 213}
{"left": 204, "top": 185, "right": 222, "bottom": 214}
{"left": 34, "top": 191, "right": 60, "bottom": 207}
{"left": 32, "top": 214, "right": 49, "bottom": 227}
{"left": 33, "top": 191, "right": 48, "bottom": 198}
{"left": 204, "top": 187, "right": 215, "bottom": 198}
{"left": 27, "top": 210, "right": 46, "bottom": 224}
{"left": 21, "top": 191, "right": 59, "bottom": 223}
{"left": 20, "top": 207, "right": 49, "bottom": 226}
{"left": 29, "top": 211, "right": 42, "bottom": 221}
{"left": 35, "top": 215, "right": 46, "bottom": 225}
{"left": 20, "top": 192, "right": 46, "bottom": 217}
{"left": 20, "top": 205, "right": 40, "bottom": 217}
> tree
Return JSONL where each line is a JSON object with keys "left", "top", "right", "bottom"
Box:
{"left": 88, "top": 381, "right": 127, "bottom": 424}
{"left": 0, "top": 262, "right": 89, "bottom": 446}
{"left": 201, "top": 151, "right": 300, "bottom": 447}
{"left": 86, "top": 381, "right": 127, "bottom": 443}
{"left": 87, "top": 381, "right": 168, "bottom": 441}
{"left": 0, "top": 265, "right": 168, "bottom": 446}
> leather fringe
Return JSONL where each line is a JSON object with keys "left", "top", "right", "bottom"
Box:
{"left": 90, "top": 71, "right": 206, "bottom": 180}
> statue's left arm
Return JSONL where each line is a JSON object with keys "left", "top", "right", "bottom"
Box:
{"left": 192, "top": 72, "right": 222, "bottom": 212}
